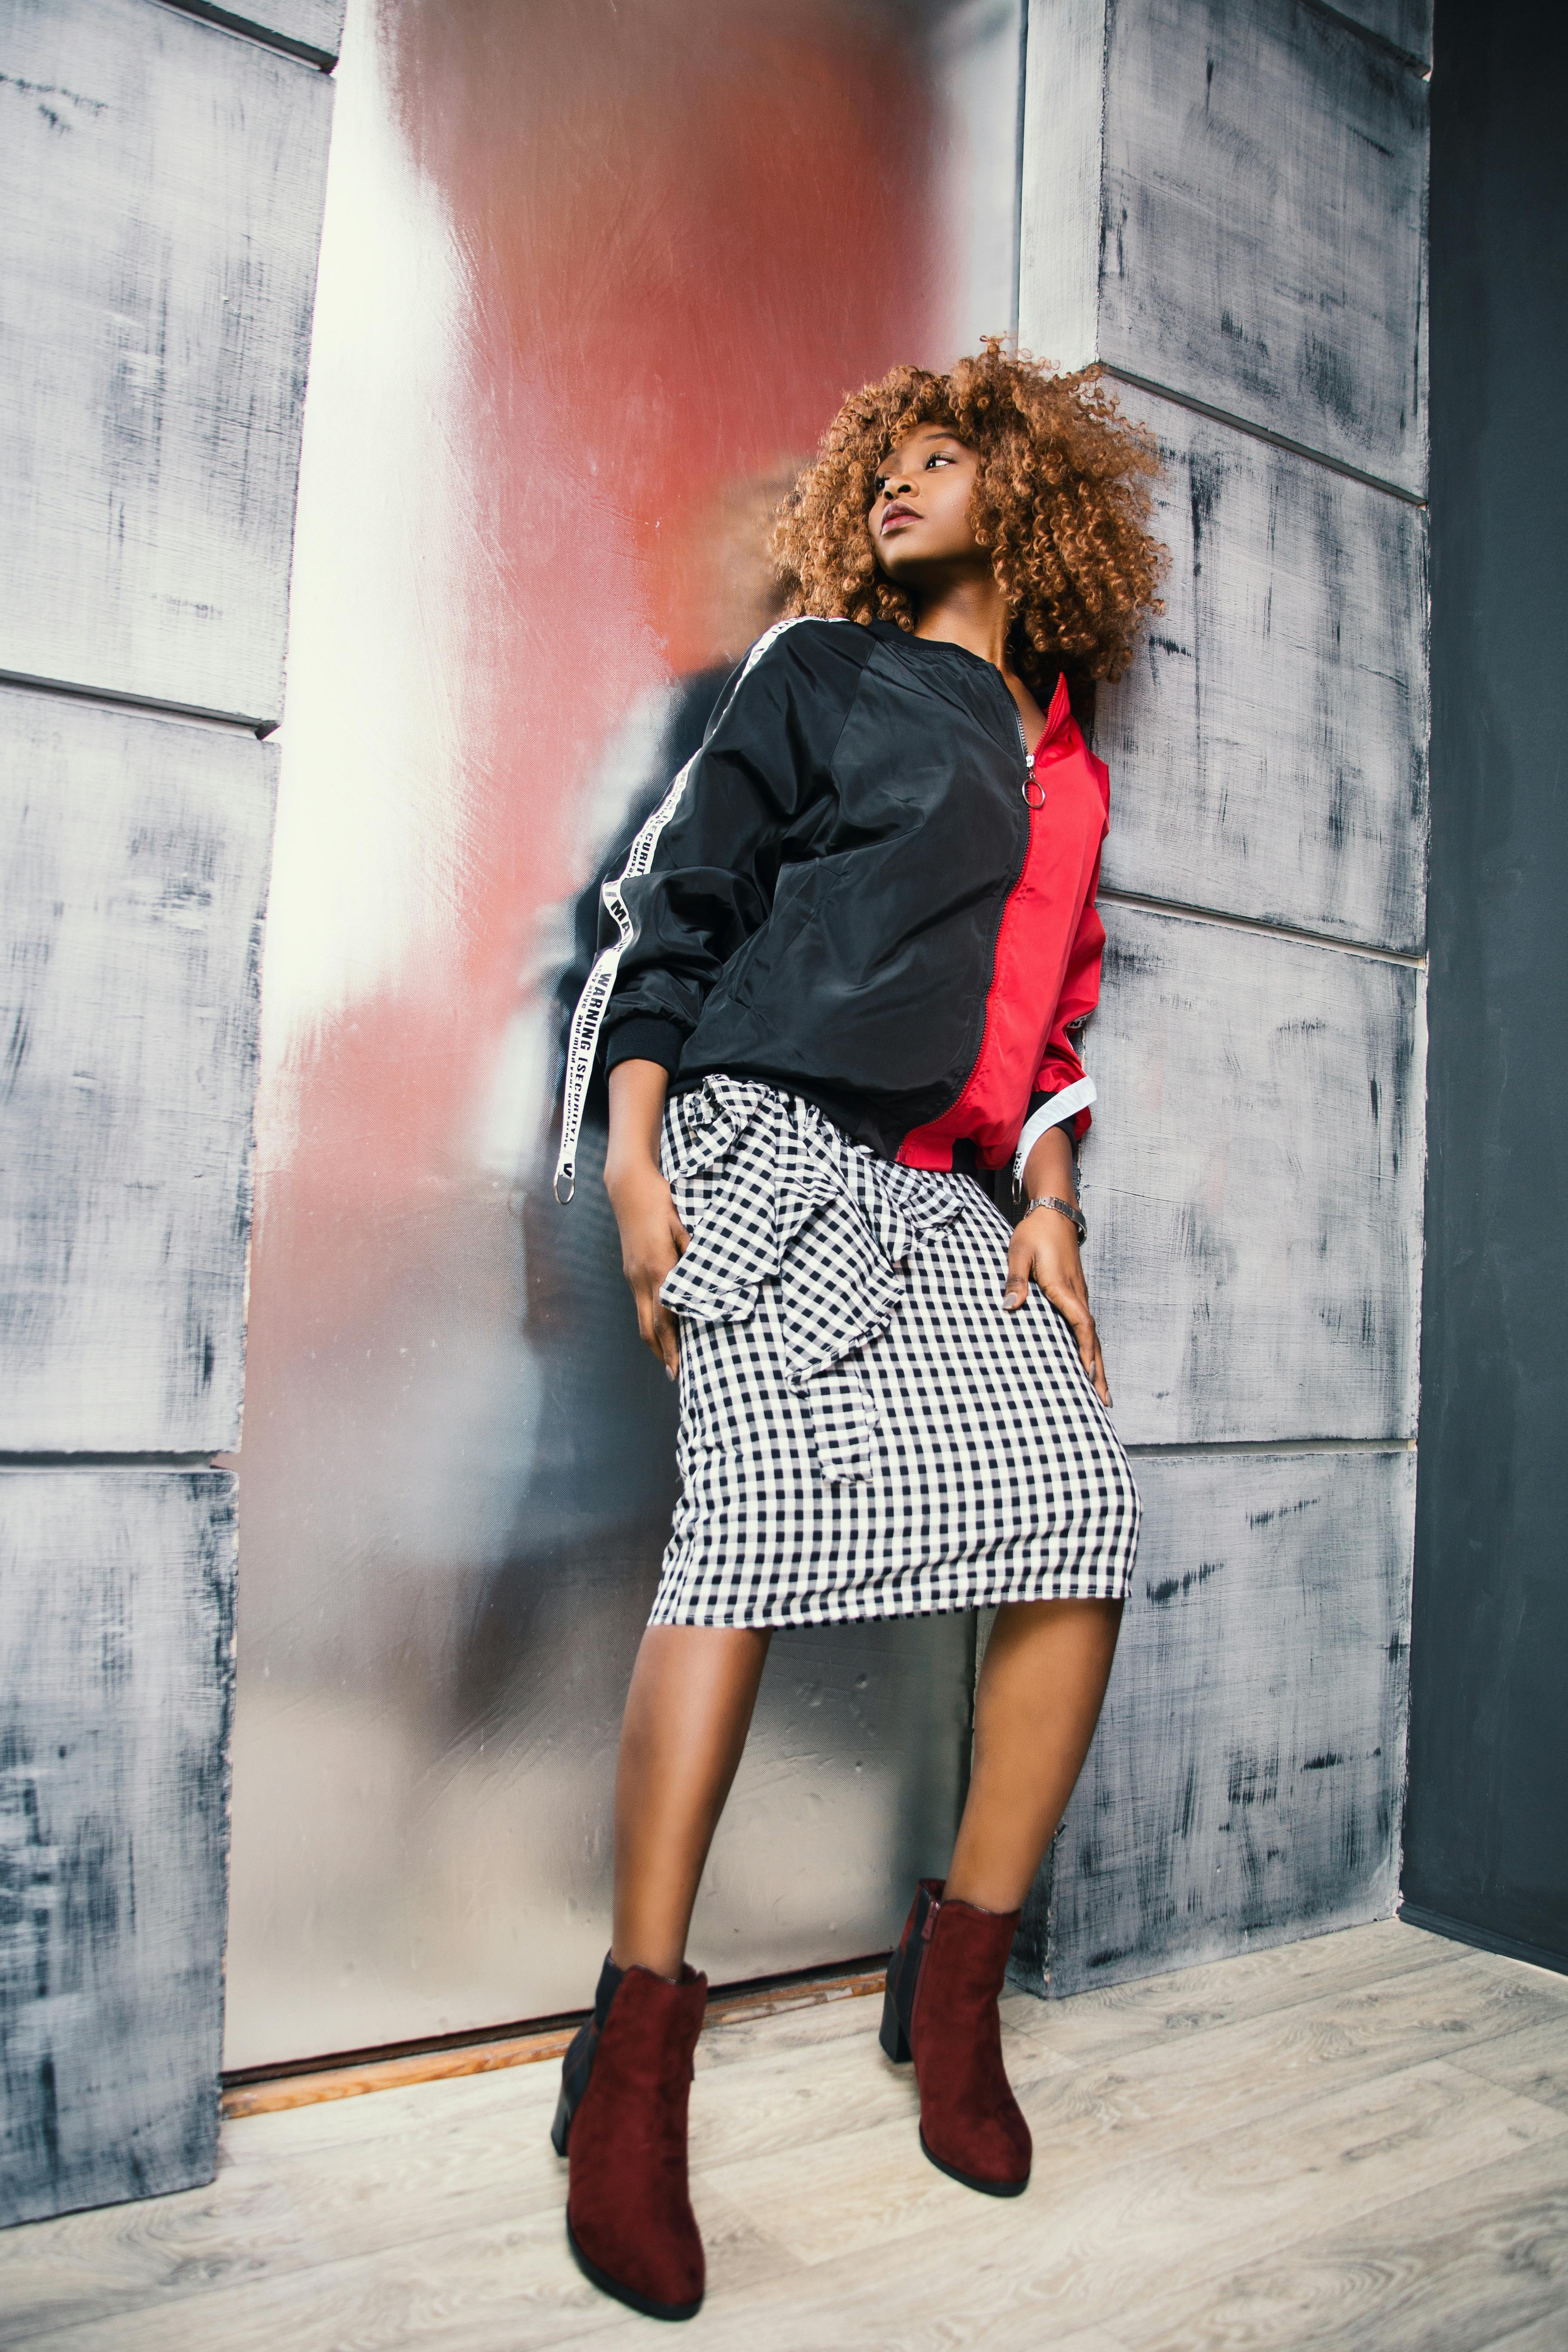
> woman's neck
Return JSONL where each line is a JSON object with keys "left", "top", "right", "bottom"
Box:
{"left": 911, "top": 569, "right": 1013, "bottom": 675}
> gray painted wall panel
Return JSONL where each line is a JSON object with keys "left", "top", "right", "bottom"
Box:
{"left": 1098, "top": 386, "right": 1428, "bottom": 951}
{"left": 1015, "top": 1448, "right": 1416, "bottom": 1996}
{"left": 0, "top": 1471, "right": 237, "bottom": 2228}
{"left": 0, "top": 692, "right": 276, "bottom": 1452}
{"left": 0, "top": 0, "right": 332, "bottom": 723}
{"left": 1085, "top": 906, "right": 1423, "bottom": 1446}
{"left": 1021, "top": 0, "right": 1429, "bottom": 493}
{"left": 163, "top": 0, "right": 345, "bottom": 65}
{"left": 1100, "top": 0, "right": 1428, "bottom": 490}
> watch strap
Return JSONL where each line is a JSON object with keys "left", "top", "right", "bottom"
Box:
{"left": 1024, "top": 1194, "right": 1087, "bottom": 1244}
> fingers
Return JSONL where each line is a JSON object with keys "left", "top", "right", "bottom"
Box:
{"left": 1058, "top": 1291, "right": 1109, "bottom": 1404}
{"left": 658, "top": 1213, "right": 689, "bottom": 1373}
{"left": 633, "top": 1280, "right": 680, "bottom": 1378}
{"left": 1062, "top": 1298, "right": 1111, "bottom": 1409}
{"left": 652, "top": 1302, "right": 680, "bottom": 1380}
{"left": 645, "top": 1213, "right": 691, "bottom": 1377}
{"left": 613, "top": 1176, "right": 688, "bottom": 1378}
{"left": 1008, "top": 1231, "right": 1116, "bottom": 1410}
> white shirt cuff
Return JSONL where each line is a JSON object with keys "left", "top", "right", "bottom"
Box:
{"left": 1012, "top": 1077, "right": 1097, "bottom": 1184}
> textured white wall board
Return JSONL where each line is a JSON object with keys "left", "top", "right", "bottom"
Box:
{"left": 1020, "top": 0, "right": 1429, "bottom": 494}
{"left": 0, "top": 0, "right": 333, "bottom": 723}
{"left": 1097, "top": 386, "right": 1429, "bottom": 952}
{"left": 162, "top": 0, "right": 346, "bottom": 67}
{"left": 1329, "top": 0, "right": 1431, "bottom": 68}
{"left": 1084, "top": 904, "right": 1423, "bottom": 1445}
{"left": 1010, "top": 1447, "right": 1416, "bottom": 1995}
{"left": 0, "top": 1470, "right": 237, "bottom": 2228}
{"left": 1018, "top": 0, "right": 1106, "bottom": 373}
{"left": 0, "top": 691, "right": 277, "bottom": 1451}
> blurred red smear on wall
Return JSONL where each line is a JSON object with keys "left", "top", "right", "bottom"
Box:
{"left": 271, "top": 0, "right": 940, "bottom": 1230}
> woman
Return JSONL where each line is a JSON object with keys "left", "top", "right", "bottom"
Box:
{"left": 551, "top": 343, "right": 1163, "bottom": 2321}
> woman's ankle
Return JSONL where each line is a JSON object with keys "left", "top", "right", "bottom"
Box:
{"left": 608, "top": 1940, "right": 686, "bottom": 1981}
{"left": 940, "top": 1868, "right": 1027, "bottom": 1915}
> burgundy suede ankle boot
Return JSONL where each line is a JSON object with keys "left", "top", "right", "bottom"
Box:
{"left": 880, "top": 1879, "right": 1031, "bottom": 2196}
{"left": 551, "top": 1954, "right": 707, "bottom": 2320}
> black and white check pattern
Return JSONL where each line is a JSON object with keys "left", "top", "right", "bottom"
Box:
{"left": 650, "top": 1078, "right": 1141, "bottom": 1628}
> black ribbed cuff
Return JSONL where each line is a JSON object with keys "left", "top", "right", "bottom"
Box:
{"left": 604, "top": 1015, "right": 685, "bottom": 1078}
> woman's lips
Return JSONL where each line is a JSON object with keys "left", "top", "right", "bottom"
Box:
{"left": 880, "top": 503, "right": 918, "bottom": 535}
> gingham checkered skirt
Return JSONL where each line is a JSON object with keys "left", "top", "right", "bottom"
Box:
{"left": 649, "top": 1077, "right": 1140, "bottom": 1628}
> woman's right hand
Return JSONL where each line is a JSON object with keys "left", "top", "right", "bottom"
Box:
{"left": 604, "top": 1057, "right": 687, "bottom": 1378}
{"left": 607, "top": 1161, "right": 689, "bottom": 1378}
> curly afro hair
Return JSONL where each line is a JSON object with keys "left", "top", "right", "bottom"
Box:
{"left": 772, "top": 340, "right": 1164, "bottom": 689}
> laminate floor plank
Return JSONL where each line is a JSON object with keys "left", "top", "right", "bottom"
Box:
{"left": 1103, "top": 2136, "right": 1568, "bottom": 2352}
{"left": 3, "top": 1923, "right": 1563, "bottom": 2352}
{"left": 1477, "top": 2316, "right": 1568, "bottom": 2352}
{"left": 1441, "top": 2011, "right": 1568, "bottom": 2118}
{"left": 1004, "top": 1918, "right": 1458, "bottom": 2066}
{"left": 1011, "top": 1948, "right": 1568, "bottom": 2149}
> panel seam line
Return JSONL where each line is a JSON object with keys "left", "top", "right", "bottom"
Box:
{"left": 0, "top": 670, "right": 273, "bottom": 738}
{"left": 1097, "top": 887, "right": 1427, "bottom": 967}
{"left": 150, "top": 0, "right": 338, "bottom": 70}
{"left": 1094, "top": 366, "right": 1427, "bottom": 505}
{"left": 1123, "top": 1438, "right": 1417, "bottom": 1457}
{"left": 0, "top": 1454, "right": 226, "bottom": 1471}
{"left": 1295, "top": 0, "right": 1431, "bottom": 77}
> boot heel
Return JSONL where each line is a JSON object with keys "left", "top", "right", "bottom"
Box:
{"left": 879, "top": 1964, "right": 911, "bottom": 2064}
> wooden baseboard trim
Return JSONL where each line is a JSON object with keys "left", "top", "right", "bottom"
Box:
{"left": 1399, "top": 1902, "right": 1568, "bottom": 1979}
{"left": 222, "top": 1960, "right": 891, "bottom": 2121}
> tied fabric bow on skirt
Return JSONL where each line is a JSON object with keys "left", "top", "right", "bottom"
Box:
{"left": 660, "top": 1077, "right": 965, "bottom": 1484}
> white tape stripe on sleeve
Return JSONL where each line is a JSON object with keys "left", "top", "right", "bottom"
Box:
{"left": 553, "top": 616, "right": 812, "bottom": 1204}
{"left": 1011, "top": 1076, "right": 1097, "bottom": 1185}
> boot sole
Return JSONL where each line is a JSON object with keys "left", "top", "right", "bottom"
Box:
{"left": 919, "top": 2128, "right": 1030, "bottom": 2199}
{"left": 566, "top": 2218, "right": 703, "bottom": 2323}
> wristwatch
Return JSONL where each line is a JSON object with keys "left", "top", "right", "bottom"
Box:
{"left": 1024, "top": 1194, "right": 1087, "bottom": 1244}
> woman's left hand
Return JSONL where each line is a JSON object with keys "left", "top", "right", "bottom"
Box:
{"left": 1003, "top": 1206, "right": 1111, "bottom": 1407}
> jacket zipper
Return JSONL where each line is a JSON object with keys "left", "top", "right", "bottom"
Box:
{"left": 989, "top": 668, "right": 1039, "bottom": 802}
{"left": 1011, "top": 700, "right": 1048, "bottom": 811}
{"left": 930, "top": 674, "right": 1036, "bottom": 1132}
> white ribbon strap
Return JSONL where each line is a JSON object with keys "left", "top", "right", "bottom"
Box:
{"left": 554, "top": 618, "right": 809, "bottom": 1204}
{"left": 1011, "top": 1075, "right": 1097, "bottom": 1187}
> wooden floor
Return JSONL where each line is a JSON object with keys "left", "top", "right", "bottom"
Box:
{"left": 3, "top": 1919, "right": 1567, "bottom": 2351}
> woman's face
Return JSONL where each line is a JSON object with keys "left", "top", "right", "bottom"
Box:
{"left": 867, "top": 425, "right": 984, "bottom": 587}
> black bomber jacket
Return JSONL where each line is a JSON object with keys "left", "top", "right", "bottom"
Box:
{"left": 554, "top": 616, "right": 1108, "bottom": 1202}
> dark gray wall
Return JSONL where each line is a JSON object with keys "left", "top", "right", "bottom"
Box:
{"left": 1404, "top": 0, "right": 1568, "bottom": 1967}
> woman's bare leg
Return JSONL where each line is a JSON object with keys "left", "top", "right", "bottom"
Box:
{"left": 943, "top": 1598, "right": 1122, "bottom": 1913}
{"left": 611, "top": 1624, "right": 773, "bottom": 1978}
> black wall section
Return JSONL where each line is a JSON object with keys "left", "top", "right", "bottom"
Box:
{"left": 1405, "top": 0, "right": 1568, "bottom": 1967}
